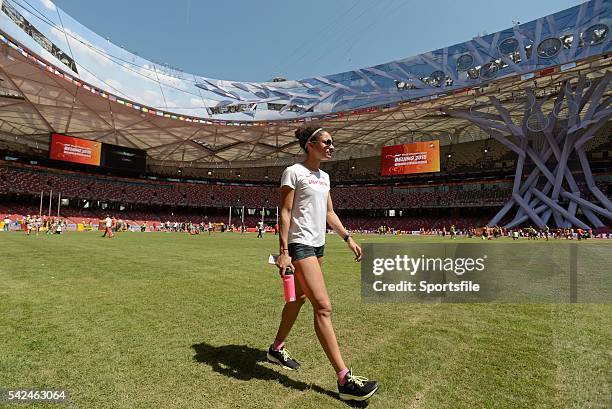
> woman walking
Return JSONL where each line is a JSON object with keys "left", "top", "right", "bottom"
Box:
{"left": 267, "top": 125, "right": 379, "bottom": 401}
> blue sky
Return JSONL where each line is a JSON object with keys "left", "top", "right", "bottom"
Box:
{"left": 52, "top": 0, "right": 582, "bottom": 82}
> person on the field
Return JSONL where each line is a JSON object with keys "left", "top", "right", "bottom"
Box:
{"left": 35, "top": 216, "right": 42, "bottom": 235}
{"left": 25, "top": 215, "right": 32, "bottom": 236}
{"left": 102, "top": 215, "right": 113, "bottom": 238}
{"left": 55, "top": 219, "right": 63, "bottom": 234}
{"left": 257, "top": 221, "right": 264, "bottom": 238}
{"left": 269, "top": 125, "right": 379, "bottom": 401}
{"left": 46, "top": 217, "right": 54, "bottom": 235}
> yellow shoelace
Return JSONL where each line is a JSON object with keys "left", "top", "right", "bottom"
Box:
{"left": 347, "top": 372, "right": 369, "bottom": 387}
{"left": 280, "top": 348, "right": 292, "bottom": 361}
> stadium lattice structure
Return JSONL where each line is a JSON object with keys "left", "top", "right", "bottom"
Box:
{"left": 449, "top": 73, "right": 612, "bottom": 228}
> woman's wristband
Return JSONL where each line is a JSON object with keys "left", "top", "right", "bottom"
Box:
{"left": 343, "top": 234, "right": 351, "bottom": 242}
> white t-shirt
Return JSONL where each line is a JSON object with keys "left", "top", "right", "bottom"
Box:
{"left": 281, "top": 163, "right": 330, "bottom": 247}
{"left": 105, "top": 217, "right": 112, "bottom": 228}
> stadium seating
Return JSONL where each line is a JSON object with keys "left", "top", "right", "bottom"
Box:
{"left": 0, "top": 166, "right": 469, "bottom": 209}
{"left": 1, "top": 162, "right": 608, "bottom": 212}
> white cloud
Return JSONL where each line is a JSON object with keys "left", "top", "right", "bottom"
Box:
{"left": 42, "top": 21, "right": 216, "bottom": 112}
{"left": 157, "top": 71, "right": 190, "bottom": 91}
{"left": 139, "top": 90, "right": 166, "bottom": 108}
{"left": 49, "top": 26, "right": 112, "bottom": 67}
{"left": 41, "top": 0, "right": 57, "bottom": 11}
{"left": 118, "top": 62, "right": 190, "bottom": 92}
{"left": 120, "top": 63, "right": 157, "bottom": 82}
{"left": 71, "top": 67, "right": 129, "bottom": 99}
{"left": 105, "top": 79, "right": 123, "bottom": 92}
{"left": 76, "top": 69, "right": 106, "bottom": 90}
{"left": 190, "top": 97, "right": 204, "bottom": 107}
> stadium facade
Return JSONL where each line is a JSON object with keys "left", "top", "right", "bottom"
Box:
{"left": 0, "top": 0, "right": 610, "bottom": 229}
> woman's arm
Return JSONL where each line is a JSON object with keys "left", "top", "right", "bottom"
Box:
{"left": 277, "top": 185, "right": 295, "bottom": 275}
{"left": 326, "top": 193, "right": 362, "bottom": 261}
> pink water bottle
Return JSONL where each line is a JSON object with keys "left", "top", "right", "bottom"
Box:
{"left": 283, "top": 269, "right": 296, "bottom": 302}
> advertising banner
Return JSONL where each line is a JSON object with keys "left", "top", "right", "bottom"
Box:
{"left": 49, "top": 133, "right": 101, "bottom": 166}
{"left": 381, "top": 141, "right": 440, "bottom": 176}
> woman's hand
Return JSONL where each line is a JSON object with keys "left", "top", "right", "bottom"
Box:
{"left": 277, "top": 253, "right": 295, "bottom": 277}
{"left": 347, "top": 237, "right": 362, "bottom": 261}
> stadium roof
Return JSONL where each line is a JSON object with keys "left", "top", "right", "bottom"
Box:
{"left": 0, "top": 0, "right": 610, "bottom": 167}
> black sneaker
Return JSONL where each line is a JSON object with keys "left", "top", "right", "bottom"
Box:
{"left": 266, "top": 345, "right": 300, "bottom": 370}
{"left": 338, "top": 370, "right": 379, "bottom": 401}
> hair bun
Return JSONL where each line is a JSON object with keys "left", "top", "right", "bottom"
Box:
{"left": 294, "top": 125, "right": 323, "bottom": 151}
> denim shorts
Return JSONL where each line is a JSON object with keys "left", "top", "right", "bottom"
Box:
{"left": 288, "top": 243, "right": 325, "bottom": 261}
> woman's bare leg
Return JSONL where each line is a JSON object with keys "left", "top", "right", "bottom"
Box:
{"left": 293, "top": 256, "right": 347, "bottom": 373}
{"left": 273, "top": 280, "right": 306, "bottom": 344}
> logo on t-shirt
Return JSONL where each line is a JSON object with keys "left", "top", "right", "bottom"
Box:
{"left": 305, "top": 178, "right": 328, "bottom": 187}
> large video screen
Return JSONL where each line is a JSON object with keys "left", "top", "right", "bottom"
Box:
{"left": 101, "top": 144, "right": 146, "bottom": 173}
{"left": 381, "top": 140, "right": 440, "bottom": 176}
{"left": 49, "top": 133, "right": 102, "bottom": 166}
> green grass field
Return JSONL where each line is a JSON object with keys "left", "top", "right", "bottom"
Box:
{"left": 1, "top": 232, "right": 610, "bottom": 409}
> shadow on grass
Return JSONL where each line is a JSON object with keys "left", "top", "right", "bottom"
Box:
{"left": 191, "top": 343, "right": 369, "bottom": 408}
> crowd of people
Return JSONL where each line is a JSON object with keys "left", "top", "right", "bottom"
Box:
{"left": 1, "top": 212, "right": 610, "bottom": 239}
{"left": 3, "top": 214, "right": 68, "bottom": 235}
